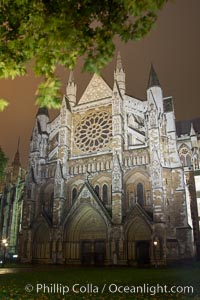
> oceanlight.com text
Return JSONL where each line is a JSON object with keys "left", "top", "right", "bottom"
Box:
{"left": 24, "top": 282, "right": 194, "bottom": 296}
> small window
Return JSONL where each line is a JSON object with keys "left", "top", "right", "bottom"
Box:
{"left": 164, "top": 97, "right": 173, "bottom": 113}
{"left": 137, "top": 183, "right": 144, "bottom": 207}
{"left": 102, "top": 184, "right": 108, "bottom": 205}
{"left": 72, "top": 188, "right": 77, "bottom": 202}
{"left": 27, "top": 189, "right": 31, "bottom": 199}
{"left": 95, "top": 185, "right": 100, "bottom": 197}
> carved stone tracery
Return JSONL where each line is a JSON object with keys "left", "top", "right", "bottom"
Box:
{"left": 74, "top": 110, "right": 112, "bottom": 153}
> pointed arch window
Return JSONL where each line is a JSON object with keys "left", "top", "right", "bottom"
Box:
{"left": 103, "top": 184, "right": 108, "bottom": 205}
{"left": 95, "top": 185, "right": 100, "bottom": 197}
{"left": 179, "top": 146, "right": 192, "bottom": 167}
{"left": 72, "top": 188, "right": 77, "bottom": 203}
{"left": 186, "top": 154, "right": 192, "bottom": 167}
{"left": 180, "top": 155, "right": 185, "bottom": 166}
{"left": 27, "top": 189, "right": 31, "bottom": 199}
{"left": 137, "top": 183, "right": 144, "bottom": 207}
{"left": 49, "top": 192, "right": 54, "bottom": 216}
{"left": 40, "top": 190, "right": 45, "bottom": 208}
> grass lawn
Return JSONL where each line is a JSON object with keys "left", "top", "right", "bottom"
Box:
{"left": 0, "top": 263, "right": 200, "bottom": 299}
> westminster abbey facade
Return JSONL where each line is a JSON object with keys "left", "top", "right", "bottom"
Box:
{"left": 18, "top": 54, "right": 200, "bottom": 266}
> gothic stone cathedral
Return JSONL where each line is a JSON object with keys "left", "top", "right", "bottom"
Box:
{"left": 20, "top": 55, "right": 200, "bottom": 266}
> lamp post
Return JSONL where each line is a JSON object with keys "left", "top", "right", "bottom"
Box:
{"left": 2, "top": 239, "right": 8, "bottom": 267}
{"left": 153, "top": 240, "right": 158, "bottom": 268}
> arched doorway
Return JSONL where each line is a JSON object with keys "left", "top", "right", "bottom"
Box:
{"left": 64, "top": 205, "right": 108, "bottom": 266}
{"left": 136, "top": 241, "right": 150, "bottom": 265}
{"left": 81, "top": 240, "right": 106, "bottom": 266}
{"left": 32, "top": 223, "right": 51, "bottom": 261}
{"left": 127, "top": 216, "right": 152, "bottom": 266}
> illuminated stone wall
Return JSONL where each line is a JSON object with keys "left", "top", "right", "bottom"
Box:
{"left": 19, "top": 58, "right": 200, "bottom": 265}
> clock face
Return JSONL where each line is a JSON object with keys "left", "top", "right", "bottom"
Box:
{"left": 74, "top": 110, "right": 112, "bottom": 153}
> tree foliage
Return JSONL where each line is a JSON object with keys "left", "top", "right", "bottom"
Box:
{"left": 0, "top": 147, "right": 8, "bottom": 180}
{"left": 0, "top": 0, "right": 169, "bottom": 109}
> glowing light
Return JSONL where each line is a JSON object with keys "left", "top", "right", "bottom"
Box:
{"left": 153, "top": 241, "right": 158, "bottom": 246}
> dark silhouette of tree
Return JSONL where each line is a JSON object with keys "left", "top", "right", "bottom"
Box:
{"left": 0, "top": 147, "right": 8, "bottom": 179}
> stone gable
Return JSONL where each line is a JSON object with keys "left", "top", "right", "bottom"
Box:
{"left": 78, "top": 73, "right": 112, "bottom": 104}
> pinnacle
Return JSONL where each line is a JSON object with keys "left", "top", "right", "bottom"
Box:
{"left": 116, "top": 51, "right": 123, "bottom": 71}
{"left": 148, "top": 64, "right": 160, "bottom": 89}
{"left": 190, "top": 122, "right": 196, "bottom": 136}
{"left": 36, "top": 107, "right": 49, "bottom": 117}
{"left": 68, "top": 70, "right": 75, "bottom": 84}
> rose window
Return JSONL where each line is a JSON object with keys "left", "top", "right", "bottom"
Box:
{"left": 74, "top": 111, "right": 112, "bottom": 153}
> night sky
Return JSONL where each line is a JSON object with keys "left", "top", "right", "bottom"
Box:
{"left": 0, "top": 0, "right": 199, "bottom": 167}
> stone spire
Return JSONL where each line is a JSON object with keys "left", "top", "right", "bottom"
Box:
{"left": 114, "top": 51, "right": 125, "bottom": 95}
{"left": 116, "top": 51, "right": 123, "bottom": 71}
{"left": 12, "top": 137, "right": 21, "bottom": 181}
{"left": 190, "top": 122, "right": 198, "bottom": 148}
{"left": 68, "top": 70, "right": 74, "bottom": 84}
{"left": 36, "top": 106, "right": 49, "bottom": 133}
{"left": 36, "top": 107, "right": 49, "bottom": 117}
{"left": 13, "top": 137, "right": 20, "bottom": 167}
{"left": 147, "top": 64, "right": 163, "bottom": 114}
{"left": 148, "top": 64, "right": 160, "bottom": 89}
{"left": 190, "top": 122, "right": 196, "bottom": 136}
{"left": 66, "top": 70, "right": 77, "bottom": 107}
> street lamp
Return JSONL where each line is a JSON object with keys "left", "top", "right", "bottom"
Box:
{"left": 153, "top": 240, "right": 158, "bottom": 268}
{"left": 1, "top": 239, "right": 8, "bottom": 267}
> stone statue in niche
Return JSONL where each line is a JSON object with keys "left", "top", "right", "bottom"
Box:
{"left": 129, "top": 192, "right": 135, "bottom": 207}
{"left": 113, "top": 171, "right": 121, "bottom": 190}
{"left": 32, "top": 132, "right": 39, "bottom": 150}
{"left": 149, "top": 103, "right": 157, "bottom": 127}
{"left": 152, "top": 160, "right": 161, "bottom": 187}
{"left": 113, "top": 93, "right": 120, "bottom": 114}
{"left": 113, "top": 118, "right": 119, "bottom": 133}
{"left": 112, "top": 152, "right": 122, "bottom": 191}
{"left": 152, "top": 168, "right": 160, "bottom": 187}
{"left": 55, "top": 163, "right": 62, "bottom": 185}
{"left": 146, "top": 191, "right": 151, "bottom": 205}
{"left": 40, "top": 137, "right": 47, "bottom": 157}
{"left": 60, "top": 129, "right": 65, "bottom": 145}
{"left": 192, "top": 149, "right": 199, "bottom": 170}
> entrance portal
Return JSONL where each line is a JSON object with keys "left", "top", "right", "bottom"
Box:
{"left": 136, "top": 241, "right": 150, "bottom": 266}
{"left": 81, "top": 240, "right": 105, "bottom": 266}
{"left": 94, "top": 241, "right": 105, "bottom": 266}
{"left": 64, "top": 205, "right": 108, "bottom": 264}
{"left": 81, "top": 241, "right": 92, "bottom": 265}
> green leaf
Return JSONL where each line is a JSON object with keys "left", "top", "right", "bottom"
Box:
{"left": 35, "top": 77, "right": 62, "bottom": 109}
{"left": 0, "top": 98, "right": 9, "bottom": 112}
{"left": 0, "top": 0, "right": 169, "bottom": 108}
